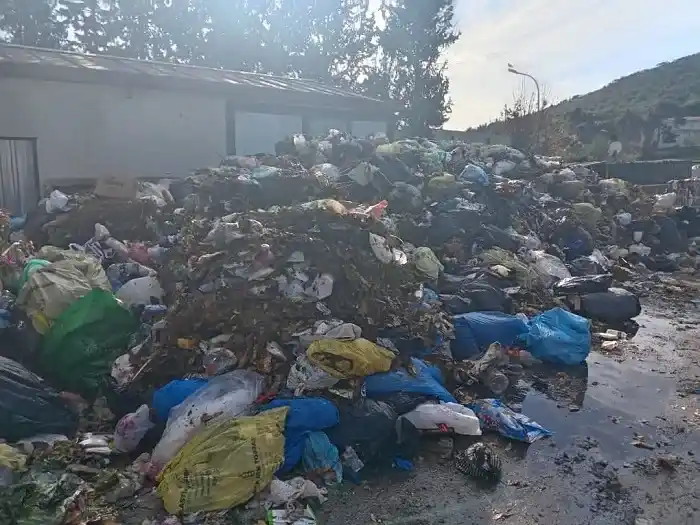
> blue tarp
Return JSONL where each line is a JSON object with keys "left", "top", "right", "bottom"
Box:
{"left": 452, "top": 311, "right": 528, "bottom": 359}
{"left": 522, "top": 307, "right": 591, "bottom": 365}
{"left": 364, "top": 358, "right": 456, "bottom": 403}
{"left": 261, "top": 397, "right": 339, "bottom": 473}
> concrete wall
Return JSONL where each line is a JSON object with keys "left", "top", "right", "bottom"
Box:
{"left": 352, "top": 120, "right": 388, "bottom": 138}
{"left": 0, "top": 77, "right": 390, "bottom": 187}
{"left": 0, "top": 77, "right": 227, "bottom": 184}
{"left": 234, "top": 111, "right": 302, "bottom": 155}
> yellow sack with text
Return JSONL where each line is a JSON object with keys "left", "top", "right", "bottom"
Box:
{"left": 157, "top": 407, "right": 287, "bottom": 514}
{"left": 307, "top": 338, "right": 394, "bottom": 378}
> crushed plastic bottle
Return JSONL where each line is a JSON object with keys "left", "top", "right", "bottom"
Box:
{"left": 342, "top": 446, "right": 364, "bottom": 483}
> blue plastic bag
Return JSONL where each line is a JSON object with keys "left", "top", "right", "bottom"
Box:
{"left": 151, "top": 378, "right": 208, "bottom": 422}
{"left": 302, "top": 431, "right": 343, "bottom": 483}
{"left": 469, "top": 399, "right": 552, "bottom": 443}
{"left": 452, "top": 311, "right": 528, "bottom": 360}
{"left": 364, "top": 358, "right": 456, "bottom": 403}
{"left": 261, "top": 397, "right": 339, "bottom": 473}
{"left": 459, "top": 164, "right": 489, "bottom": 185}
{"left": 522, "top": 307, "right": 591, "bottom": 365}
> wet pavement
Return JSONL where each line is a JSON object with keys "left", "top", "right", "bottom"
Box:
{"left": 323, "top": 297, "right": 700, "bottom": 525}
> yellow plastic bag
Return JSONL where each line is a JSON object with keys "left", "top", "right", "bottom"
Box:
{"left": 0, "top": 443, "right": 26, "bottom": 471}
{"left": 306, "top": 338, "right": 394, "bottom": 379}
{"left": 17, "top": 258, "right": 111, "bottom": 333}
{"left": 157, "top": 407, "right": 287, "bottom": 514}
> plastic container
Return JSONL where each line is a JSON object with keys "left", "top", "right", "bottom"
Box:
{"left": 484, "top": 369, "right": 509, "bottom": 395}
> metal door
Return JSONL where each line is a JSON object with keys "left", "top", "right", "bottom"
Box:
{"left": 0, "top": 138, "right": 39, "bottom": 214}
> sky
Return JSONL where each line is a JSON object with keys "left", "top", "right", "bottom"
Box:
{"left": 445, "top": 0, "right": 700, "bottom": 129}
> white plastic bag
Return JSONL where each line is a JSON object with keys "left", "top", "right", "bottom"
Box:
{"left": 286, "top": 355, "right": 338, "bottom": 395}
{"left": 46, "top": 190, "right": 70, "bottom": 213}
{"left": 305, "top": 273, "right": 334, "bottom": 300}
{"left": 151, "top": 370, "right": 264, "bottom": 469}
{"left": 113, "top": 404, "right": 154, "bottom": 453}
{"left": 654, "top": 192, "right": 677, "bottom": 211}
{"left": 267, "top": 477, "right": 327, "bottom": 507}
{"left": 312, "top": 163, "right": 342, "bottom": 182}
{"left": 530, "top": 250, "right": 571, "bottom": 287}
{"left": 399, "top": 402, "right": 481, "bottom": 436}
{"left": 116, "top": 276, "right": 164, "bottom": 307}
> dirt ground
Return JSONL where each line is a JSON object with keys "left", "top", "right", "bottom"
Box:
{"left": 322, "top": 295, "right": 700, "bottom": 525}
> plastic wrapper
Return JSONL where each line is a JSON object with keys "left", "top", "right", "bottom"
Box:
{"left": 469, "top": 399, "right": 552, "bottom": 443}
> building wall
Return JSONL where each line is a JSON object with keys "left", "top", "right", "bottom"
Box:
{"left": 0, "top": 77, "right": 227, "bottom": 184}
{"left": 352, "top": 120, "right": 388, "bottom": 138}
{"left": 234, "top": 111, "right": 302, "bottom": 155}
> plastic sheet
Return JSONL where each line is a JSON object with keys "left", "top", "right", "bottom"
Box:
{"left": 469, "top": 399, "right": 552, "bottom": 443}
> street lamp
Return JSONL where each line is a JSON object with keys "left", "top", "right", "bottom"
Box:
{"left": 507, "top": 63, "right": 541, "bottom": 113}
{"left": 508, "top": 63, "right": 542, "bottom": 152}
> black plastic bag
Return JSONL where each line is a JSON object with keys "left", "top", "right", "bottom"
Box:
{"left": 0, "top": 356, "right": 78, "bottom": 441}
{"left": 327, "top": 399, "right": 397, "bottom": 465}
{"left": 573, "top": 287, "right": 641, "bottom": 322}
{"left": 568, "top": 256, "right": 604, "bottom": 276}
{"left": 553, "top": 274, "right": 613, "bottom": 295}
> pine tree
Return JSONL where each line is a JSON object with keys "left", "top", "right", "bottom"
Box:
{"left": 373, "top": 0, "right": 459, "bottom": 135}
{"left": 0, "top": 0, "right": 72, "bottom": 48}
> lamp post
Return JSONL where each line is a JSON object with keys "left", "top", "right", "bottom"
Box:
{"left": 508, "top": 63, "right": 542, "bottom": 151}
{"left": 507, "top": 63, "right": 541, "bottom": 113}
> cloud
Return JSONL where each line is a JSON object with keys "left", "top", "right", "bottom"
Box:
{"left": 446, "top": 0, "right": 700, "bottom": 129}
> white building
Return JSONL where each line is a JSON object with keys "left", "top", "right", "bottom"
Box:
{"left": 0, "top": 43, "right": 392, "bottom": 213}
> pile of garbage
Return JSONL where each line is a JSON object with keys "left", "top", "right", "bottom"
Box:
{"left": 0, "top": 130, "right": 693, "bottom": 524}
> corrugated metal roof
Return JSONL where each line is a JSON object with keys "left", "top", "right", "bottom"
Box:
{"left": 0, "top": 43, "right": 388, "bottom": 112}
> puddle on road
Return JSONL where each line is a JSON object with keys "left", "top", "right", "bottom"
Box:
{"left": 515, "top": 306, "right": 694, "bottom": 462}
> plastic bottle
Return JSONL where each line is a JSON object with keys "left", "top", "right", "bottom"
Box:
{"left": 342, "top": 446, "right": 364, "bottom": 483}
{"left": 484, "top": 369, "right": 509, "bottom": 395}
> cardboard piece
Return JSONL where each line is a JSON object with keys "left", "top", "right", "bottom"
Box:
{"left": 94, "top": 176, "right": 138, "bottom": 199}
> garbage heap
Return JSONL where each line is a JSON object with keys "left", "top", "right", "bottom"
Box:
{"left": 0, "top": 131, "right": 691, "bottom": 525}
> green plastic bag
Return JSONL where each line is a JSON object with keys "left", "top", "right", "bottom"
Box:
{"left": 40, "top": 289, "right": 138, "bottom": 397}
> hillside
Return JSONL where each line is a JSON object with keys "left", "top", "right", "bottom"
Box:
{"left": 552, "top": 52, "right": 700, "bottom": 120}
